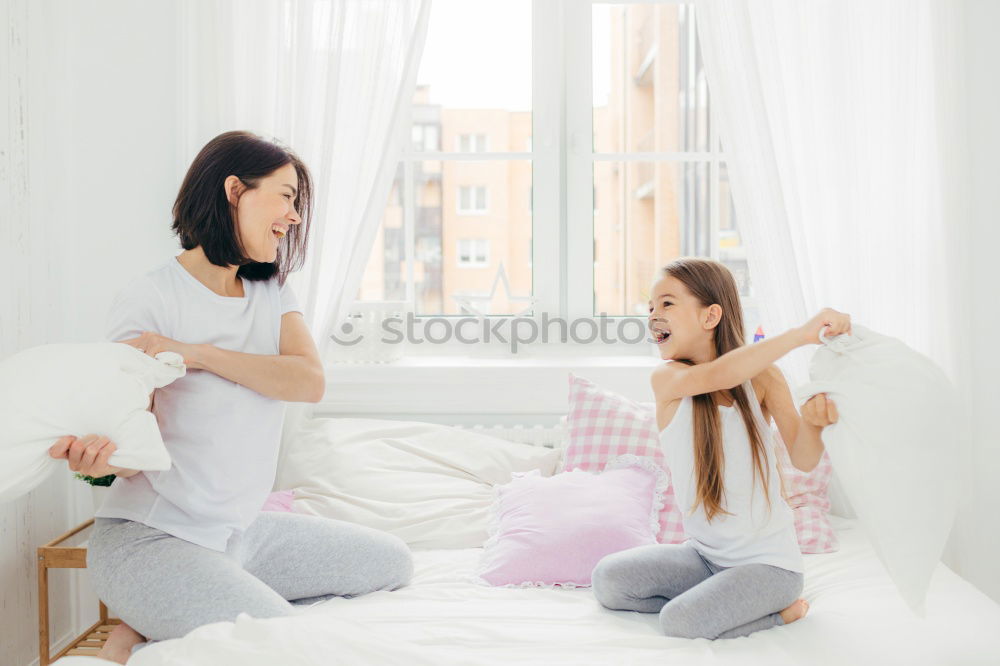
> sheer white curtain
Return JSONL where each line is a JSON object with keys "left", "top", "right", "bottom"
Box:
{"left": 694, "top": 0, "right": 972, "bottom": 608}
{"left": 179, "top": 0, "right": 431, "bottom": 436}
{"left": 694, "top": 0, "right": 962, "bottom": 388}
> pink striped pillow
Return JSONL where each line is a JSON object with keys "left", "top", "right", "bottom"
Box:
{"left": 564, "top": 374, "right": 686, "bottom": 544}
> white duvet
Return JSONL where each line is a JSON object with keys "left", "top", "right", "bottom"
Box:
{"left": 56, "top": 516, "right": 1000, "bottom": 666}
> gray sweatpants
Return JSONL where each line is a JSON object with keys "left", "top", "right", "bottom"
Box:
{"left": 591, "top": 541, "right": 804, "bottom": 639}
{"left": 88, "top": 512, "right": 413, "bottom": 644}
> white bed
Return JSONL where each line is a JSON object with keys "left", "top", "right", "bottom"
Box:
{"left": 57, "top": 515, "right": 1000, "bottom": 666}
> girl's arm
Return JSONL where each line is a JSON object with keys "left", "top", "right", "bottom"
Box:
{"left": 760, "top": 367, "right": 831, "bottom": 472}
{"left": 651, "top": 308, "right": 850, "bottom": 404}
{"left": 791, "top": 394, "right": 838, "bottom": 472}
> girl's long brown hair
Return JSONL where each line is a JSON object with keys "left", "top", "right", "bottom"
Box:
{"left": 663, "top": 258, "right": 772, "bottom": 522}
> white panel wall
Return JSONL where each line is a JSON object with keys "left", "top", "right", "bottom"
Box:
{"left": 1, "top": 1, "right": 181, "bottom": 663}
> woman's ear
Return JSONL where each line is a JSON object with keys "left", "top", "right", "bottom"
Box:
{"left": 223, "top": 175, "right": 245, "bottom": 206}
{"left": 703, "top": 303, "right": 723, "bottom": 330}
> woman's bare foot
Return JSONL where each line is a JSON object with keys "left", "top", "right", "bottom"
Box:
{"left": 779, "top": 598, "right": 810, "bottom": 625}
{"left": 97, "top": 622, "right": 145, "bottom": 664}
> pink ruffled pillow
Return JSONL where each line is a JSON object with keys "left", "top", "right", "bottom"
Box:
{"left": 564, "top": 374, "right": 686, "bottom": 544}
{"left": 476, "top": 456, "right": 666, "bottom": 588}
{"left": 261, "top": 490, "right": 296, "bottom": 513}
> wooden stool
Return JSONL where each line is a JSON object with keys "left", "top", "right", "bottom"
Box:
{"left": 37, "top": 518, "right": 121, "bottom": 665}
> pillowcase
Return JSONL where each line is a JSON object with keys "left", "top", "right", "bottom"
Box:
{"left": 0, "top": 343, "right": 184, "bottom": 503}
{"left": 796, "top": 325, "right": 960, "bottom": 615}
{"left": 475, "top": 455, "right": 666, "bottom": 588}
{"left": 275, "top": 418, "right": 562, "bottom": 549}
{"left": 563, "top": 373, "right": 686, "bottom": 543}
{"left": 770, "top": 427, "right": 838, "bottom": 553}
{"left": 261, "top": 490, "right": 296, "bottom": 513}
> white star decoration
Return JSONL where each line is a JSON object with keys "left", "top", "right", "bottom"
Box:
{"left": 452, "top": 263, "right": 537, "bottom": 317}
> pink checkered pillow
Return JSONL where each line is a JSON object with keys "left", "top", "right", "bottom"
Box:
{"left": 564, "top": 374, "right": 686, "bottom": 544}
{"left": 771, "top": 428, "right": 839, "bottom": 553}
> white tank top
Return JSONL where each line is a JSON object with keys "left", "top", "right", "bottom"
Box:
{"left": 659, "top": 381, "right": 803, "bottom": 573}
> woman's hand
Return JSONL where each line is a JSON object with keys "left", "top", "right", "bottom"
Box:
{"left": 798, "top": 308, "right": 851, "bottom": 345}
{"left": 118, "top": 332, "right": 204, "bottom": 370}
{"left": 49, "top": 435, "right": 124, "bottom": 477}
{"left": 802, "top": 393, "right": 839, "bottom": 428}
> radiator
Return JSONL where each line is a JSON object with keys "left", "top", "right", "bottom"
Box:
{"left": 458, "top": 421, "right": 567, "bottom": 449}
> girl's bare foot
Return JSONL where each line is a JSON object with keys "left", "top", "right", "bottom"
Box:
{"left": 97, "top": 622, "right": 145, "bottom": 664}
{"left": 780, "top": 598, "right": 809, "bottom": 625}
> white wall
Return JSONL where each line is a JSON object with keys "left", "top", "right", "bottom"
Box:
{"left": 1, "top": 1, "right": 181, "bottom": 663}
{"left": 940, "top": 0, "right": 1000, "bottom": 605}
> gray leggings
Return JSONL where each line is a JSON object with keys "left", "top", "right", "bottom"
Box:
{"left": 88, "top": 512, "right": 413, "bottom": 643}
{"left": 591, "top": 542, "right": 803, "bottom": 639}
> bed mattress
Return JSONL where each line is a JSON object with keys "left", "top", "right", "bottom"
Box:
{"left": 58, "top": 516, "right": 1000, "bottom": 666}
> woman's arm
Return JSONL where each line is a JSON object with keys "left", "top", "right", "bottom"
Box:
{"left": 48, "top": 435, "right": 140, "bottom": 478}
{"left": 121, "top": 312, "right": 325, "bottom": 403}
{"left": 190, "top": 312, "right": 324, "bottom": 403}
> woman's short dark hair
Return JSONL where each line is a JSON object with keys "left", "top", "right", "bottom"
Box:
{"left": 172, "top": 130, "right": 313, "bottom": 285}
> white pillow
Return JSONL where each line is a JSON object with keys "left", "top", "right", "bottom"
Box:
{"left": 795, "top": 325, "right": 959, "bottom": 616}
{"left": 276, "top": 418, "right": 562, "bottom": 549}
{"left": 0, "top": 342, "right": 185, "bottom": 503}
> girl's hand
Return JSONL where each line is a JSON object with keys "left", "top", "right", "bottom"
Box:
{"left": 49, "top": 435, "right": 124, "bottom": 478}
{"left": 118, "top": 332, "right": 203, "bottom": 369}
{"left": 798, "top": 308, "right": 851, "bottom": 345}
{"left": 802, "top": 393, "right": 839, "bottom": 428}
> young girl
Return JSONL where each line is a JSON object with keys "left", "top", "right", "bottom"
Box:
{"left": 591, "top": 257, "right": 848, "bottom": 640}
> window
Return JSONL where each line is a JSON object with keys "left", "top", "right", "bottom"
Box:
{"left": 457, "top": 185, "right": 488, "bottom": 214}
{"left": 457, "top": 133, "right": 488, "bottom": 152}
{"left": 457, "top": 238, "right": 490, "bottom": 267}
{"left": 589, "top": 3, "right": 749, "bottom": 317}
{"left": 357, "top": 1, "right": 759, "bottom": 341}
{"left": 358, "top": 0, "right": 531, "bottom": 316}
{"left": 412, "top": 123, "right": 441, "bottom": 152}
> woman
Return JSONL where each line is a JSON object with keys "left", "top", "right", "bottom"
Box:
{"left": 48, "top": 131, "right": 413, "bottom": 663}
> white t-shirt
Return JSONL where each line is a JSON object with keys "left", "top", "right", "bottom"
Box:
{"left": 95, "top": 255, "right": 302, "bottom": 551}
{"left": 659, "top": 381, "right": 803, "bottom": 573}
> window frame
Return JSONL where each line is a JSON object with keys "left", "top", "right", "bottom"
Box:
{"left": 373, "top": 0, "right": 755, "bottom": 355}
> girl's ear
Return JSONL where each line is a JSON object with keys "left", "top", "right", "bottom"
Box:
{"left": 703, "top": 303, "right": 723, "bottom": 330}
{"left": 223, "top": 175, "right": 245, "bottom": 206}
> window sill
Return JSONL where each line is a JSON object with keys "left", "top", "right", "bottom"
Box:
{"left": 317, "top": 352, "right": 660, "bottom": 424}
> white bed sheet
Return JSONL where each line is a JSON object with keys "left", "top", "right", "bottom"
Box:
{"left": 58, "top": 517, "right": 1000, "bottom": 666}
